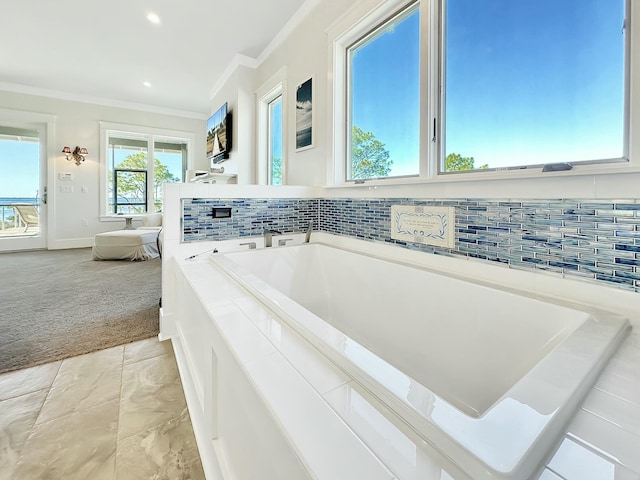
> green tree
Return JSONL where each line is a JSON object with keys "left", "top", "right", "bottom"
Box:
{"left": 114, "top": 152, "right": 179, "bottom": 212}
{"left": 351, "top": 126, "right": 393, "bottom": 179}
{"left": 445, "top": 153, "right": 488, "bottom": 171}
{"left": 271, "top": 155, "right": 282, "bottom": 185}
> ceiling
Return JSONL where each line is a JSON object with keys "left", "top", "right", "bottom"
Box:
{"left": 1, "top": 0, "right": 308, "bottom": 116}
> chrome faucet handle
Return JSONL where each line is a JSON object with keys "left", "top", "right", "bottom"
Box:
{"left": 278, "top": 238, "right": 293, "bottom": 247}
{"left": 239, "top": 241, "right": 257, "bottom": 249}
{"left": 305, "top": 220, "right": 313, "bottom": 243}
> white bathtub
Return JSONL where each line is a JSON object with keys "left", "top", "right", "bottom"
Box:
{"left": 210, "top": 242, "right": 630, "bottom": 480}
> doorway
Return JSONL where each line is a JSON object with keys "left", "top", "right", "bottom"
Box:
{"left": 0, "top": 124, "right": 47, "bottom": 252}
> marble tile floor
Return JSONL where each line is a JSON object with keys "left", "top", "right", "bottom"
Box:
{"left": 0, "top": 337, "right": 205, "bottom": 480}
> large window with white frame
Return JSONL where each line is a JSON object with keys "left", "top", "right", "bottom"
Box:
{"left": 100, "top": 123, "right": 193, "bottom": 216}
{"left": 335, "top": 0, "right": 630, "bottom": 183}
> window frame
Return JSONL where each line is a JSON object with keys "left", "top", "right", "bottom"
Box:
{"left": 113, "top": 168, "right": 148, "bottom": 214}
{"left": 327, "top": 0, "right": 635, "bottom": 187}
{"left": 346, "top": 1, "right": 421, "bottom": 182}
{"left": 99, "top": 122, "right": 194, "bottom": 219}
{"left": 256, "top": 67, "right": 288, "bottom": 185}
{"left": 267, "top": 94, "right": 284, "bottom": 185}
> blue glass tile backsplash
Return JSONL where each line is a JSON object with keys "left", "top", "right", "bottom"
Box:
{"left": 183, "top": 197, "right": 640, "bottom": 292}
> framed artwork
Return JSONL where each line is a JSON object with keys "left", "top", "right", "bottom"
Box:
{"left": 295, "top": 77, "right": 313, "bottom": 151}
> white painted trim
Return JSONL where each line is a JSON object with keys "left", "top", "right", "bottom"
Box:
{"left": 0, "top": 81, "right": 208, "bottom": 120}
{"left": 256, "top": 67, "right": 288, "bottom": 185}
{"left": 99, "top": 122, "right": 196, "bottom": 217}
{"left": 171, "top": 337, "right": 227, "bottom": 480}
{"left": 0, "top": 108, "right": 55, "bottom": 252}
{"left": 326, "top": 0, "right": 416, "bottom": 186}
{"left": 47, "top": 237, "right": 94, "bottom": 249}
{"left": 208, "top": 54, "right": 259, "bottom": 102}
{"left": 0, "top": 108, "right": 55, "bottom": 124}
{"left": 256, "top": 0, "right": 322, "bottom": 65}
{"left": 209, "top": 0, "right": 320, "bottom": 103}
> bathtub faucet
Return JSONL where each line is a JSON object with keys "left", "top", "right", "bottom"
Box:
{"left": 305, "top": 221, "right": 313, "bottom": 243}
{"left": 264, "top": 229, "right": 281, "bottom": 247}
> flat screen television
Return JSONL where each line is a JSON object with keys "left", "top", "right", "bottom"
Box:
{"left": 206, "top": 102, "right": 231, "bottom": 164}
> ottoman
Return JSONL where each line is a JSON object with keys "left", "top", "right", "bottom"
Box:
{"left": 92, "top": 228, "right": 161, "bottom": 261}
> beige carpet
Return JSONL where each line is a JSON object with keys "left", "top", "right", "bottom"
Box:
{"left": 0, "top": 248, "right": 160, "bottom": 374}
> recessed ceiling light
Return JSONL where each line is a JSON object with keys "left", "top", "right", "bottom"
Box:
{"left": 147, "top": 12, "right": 160, "bottom": 24}
{"left": 143, "top": 81, "right": 152, "bottom": 88}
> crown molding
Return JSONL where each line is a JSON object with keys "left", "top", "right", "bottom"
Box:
{"left": 0, "top": 81, "right": 208, "bottom": 120}
{"left": 208, "top": 0, "right": 321, "bottom": 104}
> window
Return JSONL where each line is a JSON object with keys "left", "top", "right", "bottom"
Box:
{"left": 100, "top": 123, "right": 193, "bottom": 216}
{"left": 256, "top": 69, "right": 287, "bottom": 185}
{"left": 441, "top": 0, "right": 627, "bottom": 173}
{"left": 333, "top": 0, "right": 630, "bottom": 183}
{"left": 347, "top": 2, "right": 420, "bottom": 181}
{"left": 268, "top": 95, "right": 283, "bottom": 185}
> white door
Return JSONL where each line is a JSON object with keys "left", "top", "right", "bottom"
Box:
{"left": 0, "top": 123, "right": 47, "bottom": 251}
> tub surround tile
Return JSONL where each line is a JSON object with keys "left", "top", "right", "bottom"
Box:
{"left": 582, "top": 389, "right": 640, "bottom": 437}
{"left": 255, "top": 314, "right": 351, "bottom": 395}
{"left": 324, "top": 381, "right": 463, "bottom": 480}
{"left": 36, "top": 346, "right": 124, "bottom": 424}
{"left": 123, "top": 336, "right": 171, "bottom": 365}
{"left": 115, "top": 409, "right": 205, "bottom": 480}
{"left": 537, "top": 470, "right": 565, "bottom": 480}
{"left": 234, "top": 296, "right": 350, "bottom": 394}
{"left": 547, "top": 436, "right": 639, "bottom": 480}
{"left": 182, "top": 262, "right": 248, "bottom": 308}
{"left": 244, "top": 352, "right": 396, "bottom": 480}
{"left": 593, "top": 333, "right": 640, "bottom": 407}
{"left": 14, "top": 399, "right": 119, "bottom": 480}
{"left": 233, "top": 295, "right": 275, "bottom": 331}
{"left": 0, "top": 361, "right": 61, "bottom": 401}
{"left": 566, "top": 409, "right": 640, "bottom": 474}
{"left": 211, "top": 304, "right": 277, "bottom": 365}
{"left": 0, "top": 389, "right": 48, "bottom": 479}
{"left": 118, "top": 353, "right": 188, "bottom": 440}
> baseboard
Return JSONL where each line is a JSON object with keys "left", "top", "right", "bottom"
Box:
{"left": 47, "top": 238, "right": 94, "bottom": 249}
{"left": 159, "top": 308, "right": 178, "bottom": 339}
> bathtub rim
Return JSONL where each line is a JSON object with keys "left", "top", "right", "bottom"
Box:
{"left": 209, "top": 241, "right": 631, "bottom": 480}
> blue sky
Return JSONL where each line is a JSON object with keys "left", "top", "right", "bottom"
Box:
{"left": 270, "top": 98, "right": 283, "bottom": 184}
{"left": 0, "top": 141, "right": 39, "bottom": 198}
{"left": 351, "top": 0, "right": 625, "bottom": 174}
{"left": 351, "top": 6, "right": 420, "bottom": 176}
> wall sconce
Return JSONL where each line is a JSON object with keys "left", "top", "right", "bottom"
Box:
{"left": 62, "top": 146, "right": 89, "bottom": 166}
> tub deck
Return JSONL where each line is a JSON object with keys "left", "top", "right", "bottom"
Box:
{"left": 211, "top": 242, "right": 631, "bottom": 480}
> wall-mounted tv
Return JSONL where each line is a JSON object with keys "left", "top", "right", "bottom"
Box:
{"left": 206, "top": 102, "right": 231, "bottom": 164}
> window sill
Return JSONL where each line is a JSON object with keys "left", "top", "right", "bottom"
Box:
{"left": 99, "top": 214, "right": 145, "bottom": 222}
{"left": 327, "top": 162, "right": 640, "bottom": 189}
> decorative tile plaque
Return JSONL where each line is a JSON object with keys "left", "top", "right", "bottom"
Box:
{"left": 391, "top": 205, "right": 455, "bottom": 248}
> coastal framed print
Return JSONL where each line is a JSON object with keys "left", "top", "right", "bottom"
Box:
{"left": 295, "top": 77, "right": 313, "bottom": 151}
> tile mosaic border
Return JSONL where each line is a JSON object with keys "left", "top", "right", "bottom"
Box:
{"left": 183, "top": 197, "right": 640, "bottom": 293}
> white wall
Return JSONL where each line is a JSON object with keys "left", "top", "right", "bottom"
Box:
{"left": 211, "top": 0, "right": 640, "bottom": 199}
{"left": 0, "top": 90, "right": 206, "bottom": 249}
{"left": 209, "top": 65, "right": 257, "bottom": 184}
